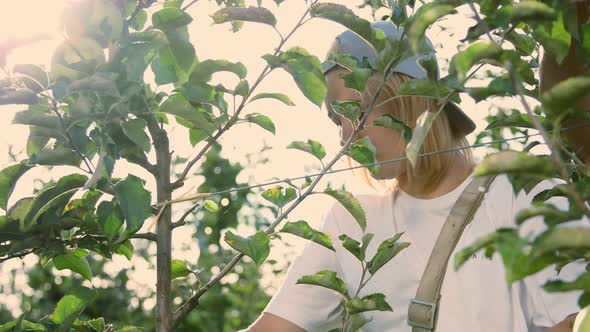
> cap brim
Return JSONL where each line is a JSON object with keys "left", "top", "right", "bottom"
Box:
{"left": 444, "top": 101, "right": 476, "bottom": 135}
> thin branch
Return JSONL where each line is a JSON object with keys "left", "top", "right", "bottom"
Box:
{"left": 171, "top": 0, "right": 319, "bottom": 191}
{"left": 172, "top": 203, "right": 201, "bottom": 229}
{"left": 182, "top": 0, "right": 200, "bottom": 11}
{"left": 0, "top": 249, "right": 37, "bottom": 263}
{"left": 131, "top": 232, "right": 157, "bottom": 241}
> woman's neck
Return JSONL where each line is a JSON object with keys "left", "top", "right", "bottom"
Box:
{"left": 397, "top": 152, "right": 473, "bottom": 199}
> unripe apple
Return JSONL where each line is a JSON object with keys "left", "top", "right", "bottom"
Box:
{"left": 573, "top": 306, "right": 590, "bottom": 332}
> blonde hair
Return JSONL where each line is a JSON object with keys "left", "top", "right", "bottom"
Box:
{"left": 326, "top": 67, "right": 473, "bottom": 195}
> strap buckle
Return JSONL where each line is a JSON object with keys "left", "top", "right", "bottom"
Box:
{"left": 407, "top": 299, "right": 436, "bottom": 330}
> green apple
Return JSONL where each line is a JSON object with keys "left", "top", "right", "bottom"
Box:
{"left": 574, "top": 306, "right": 590, "bottom": 332}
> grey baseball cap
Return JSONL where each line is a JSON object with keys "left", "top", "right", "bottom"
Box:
{"left": 322, "top": 20, "right": 476, "bottom": 136}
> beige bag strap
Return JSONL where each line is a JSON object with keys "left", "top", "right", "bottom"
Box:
{"left": 407, "top": 175, "right": 496, "bottom": 331}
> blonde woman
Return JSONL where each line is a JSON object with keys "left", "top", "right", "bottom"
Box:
{"left": 246, "top": 20, "right": 588, "bottom": 332}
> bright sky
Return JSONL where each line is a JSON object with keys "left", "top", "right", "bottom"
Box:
{"left": 0, "top": 0, "right": 529, "bottom": 319}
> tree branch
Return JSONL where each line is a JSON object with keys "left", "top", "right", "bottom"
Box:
{"left": 172, "top": 203, "right": 201, "bottom": 229}
{"left": 131, "top": 232, "right": 157, "bottom": 241}
{"left": 0, "top": 249, "right": 37, "bottom": 263}
{"left": 146, "top": 109, "right": 174, "bottom": 330}
{"left": 182, "top": 0, "right": 200, "bottom": 11}
{"left": 171, "top": 0, "right": 318, "bottom": 191}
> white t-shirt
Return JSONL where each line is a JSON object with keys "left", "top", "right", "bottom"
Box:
{"left": 263, "top": 174, "right": 585, "bottom": 331}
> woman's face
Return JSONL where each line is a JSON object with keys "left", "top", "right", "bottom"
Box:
{"left": 325, "top": 68, "right": 408, "bottom": 180}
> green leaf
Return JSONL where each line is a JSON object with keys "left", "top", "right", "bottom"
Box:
{"left": 32, "top": 148, "right": 82, "bottom": 167}
{"left": 0, "top": 88, "right": 39, "bottom": 105}
{"left": 310, "top": 3, "right": 383, "bottom": 52}
{"left": 287, "top": 140, "right": 326, "bottom": 161}
{"left": 544, "top": 271, "right": 590, "bottom": 293}
{"left": 541, "top": 76, "right": 590, "bottom": 113}
{"left": 485, "top": 113, "right": 548, "bottom": 130}
{"left": 114, "top": 175, "right": 152, "bottom": 241}
{"left": 280, "top": 220, "right": 335, "bottom": 251}
{"left": 339, "top": 67, "right": 373, "bottom": 93}
{"left": 53, "top": 252, "right": 93, "bottom": 281}
{"left": 346, "top": 137, "right": 379, "bottom": 176}
{"left": 21, "top": 174, "right": 87, "bottom": 231}
{"left": 13, "top": 109, "right": 60, "bottom": 130}
{"left": 203, "top": 199, "right": 219, "bottom": 212}
{"left": 234, "top": 79, "right": 250, "bottom": 96}
{"left": 331, "top": 100, "right": 362, "bottom": 123}
{"left": 374, "top": 36, "right": 418, "bottom": 75}
{"left": 245, "top": 113, "right": 275, "bottom": 134}
{"left": 181, "top": 81, "right": 217, "bottom": 104}
{"left": 515, "top": 203, "right": 582, "bottom": 227}
{"left": 346, "top": 313, "right": 373, "bottom": 332}
{"left": 250, "top": 92, "right": 295, "bottom": 106}
{"left": 115, "top": 240, "right": 134, "bottom": 260}
{"left": 406, "top": 3, "right": 456, "bottom": 54}
{"left": 454, "top": 232, "right": 497, "bottom": 269}
{"left": 14, "top": 64, "right": 49, "bottom": 93}
{"left": 296, "top": 270, "right": 349, "bottom": 296}
{"left": 7, "top": 197, "right": 33, "bottom": 223}
{"left": 501, "top": 31, "right": 536, "bottom": 56}
{"left": 171, "top": 259, "right": 192, "bottom": 279}
{"left": 87, "top": 317, "right": 106, "bottom": 332}
{"left": 467, "top": 77, "right": 516, "bottom": 102}
{"left": 189, "top": 129, "right": 207, "bottom": 146}
{"left": 52, "top": 287, "right": 97, "bottom": 324}
{"left": 510, "top": 1, "right": 556, "bottom": 22}
{"left": 532, "top": 12, "right": 570, "bottom": 64}
{"left": 211, "top": 6, "right": 277, "bottom": 27}
{"left": 406, "top": 110, "right": 438, "bottom": 168}
{"left": 159, "top": 94, "right": 217, "bottom": 134}
{"left": 263, "top": 47, "right": 326, "bottom": 107}
{"left": 338, "top": 234, "right": 363, "bottom": 260}
{"left": 346, "top": 293, "right": 393, "bottom": 315}
{"left": 67, "top": 72, "right": 120, "bottom": 97}
{"left": 151, "top": 48, "right": 180, "bottom": 85}
{"left": 449, "top": 42, "right": 502, "bottom": 81}
{"left": 530, "top": 227, "right": 590, "bottom": 260}
{"left": 398, "top": 78, "right": 460, "bottom": 103}
{"left": 474, "top": 151, "right": 557, "bottom": 178}
{"left": 323, "top": 189, "right": 366, "bottom": 232}
{"left": 152, "top": 8, "right": 193, "bottom": 31}
{"left": 0, "top": 161, "right": 32, "bottom": 210}
{"left": 262, "top": 186, "right": 296, "bottom": 207}
{"left": 166, "top": 28, "right": 196, "bottom": 73}
{"left": 0, "top": 319, "right": 46, "bottom": 331}
{"left": 373, "top": 115, "right": 412, "bottom": 142}
{"left": 224, "top": 230, "right": 270, "bottom": 265}
{"left": 122, "top": 119, "right": 150, "bottom": 153}
{"left": 97, "top": 200, "right": 124, "bottom": 240}
{"left": 361, "top": 233, "right": 374, "bottom": 259}
{"left": 368, "top": 233, "right": 410, "bottom": 275}
{"left": 189, "top": 59, "right": 247, "bottom": 83}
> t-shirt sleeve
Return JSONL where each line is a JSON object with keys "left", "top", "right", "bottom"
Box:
{"left": 262, "top": 204, "right": 345, "bottom": 331}
{"left": 511, "top": 178, "right": 586, "bottom": 329}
